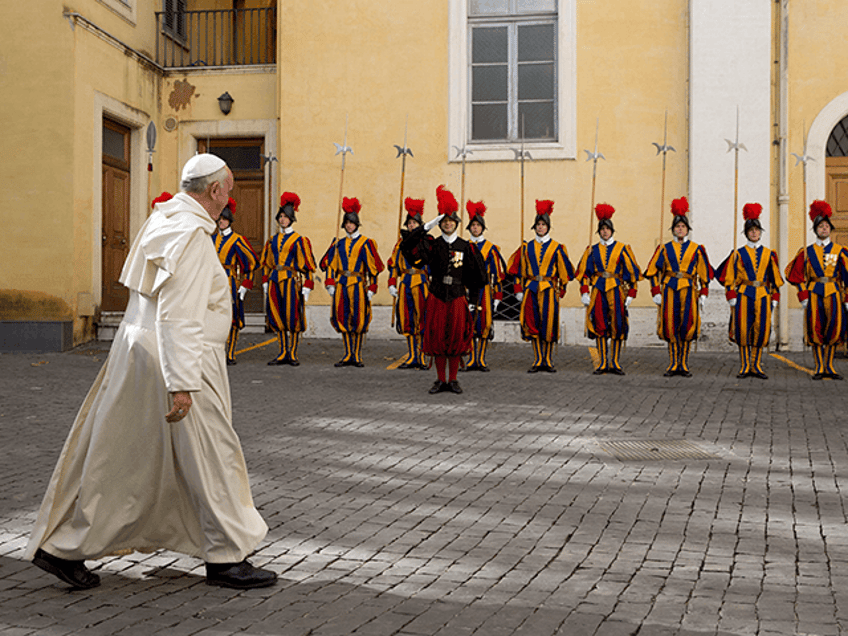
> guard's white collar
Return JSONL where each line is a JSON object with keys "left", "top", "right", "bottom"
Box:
{"left": 601, "top": 237, "right": 615, "bottom": 247}
{"left": 279, "top": 226, "right": 294, "bottom": 235}
{"left": 534, "top": 234, "right": 551, "bottom": 244}
{"left": 441, "top": 230, "right": 458, "bottom": 244}
{"left": 346, "top": 230, "right": 361, "bottom": 240}
{"left": 470, "top": 235, "right": 485, "bottom": 244}
{"left": 675, "top": 237, "right": 689, "bottom": 245}
{"left": 816, "top": 237, "right": 832, "bottom": 247}
{"left": 221, "top": 227, "right": 233, "bottom": 237}
{"left": 746, "top": 240, "right": 761, "bottom": 249}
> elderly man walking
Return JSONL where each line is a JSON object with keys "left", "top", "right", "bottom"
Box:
{"left": 26, "top": 154, "right": 276, "bottom": 590}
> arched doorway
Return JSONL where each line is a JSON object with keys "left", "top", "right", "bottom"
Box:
{"left": 825, "top": 116, "right": 848, "bottom": 246}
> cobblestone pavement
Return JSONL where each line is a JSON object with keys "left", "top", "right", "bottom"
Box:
{"left": 1, "top": 334, "right": 847, "bottom": 636}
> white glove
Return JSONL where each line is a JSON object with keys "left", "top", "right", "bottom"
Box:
{"left": 262, "top": 281, "right": 268, "bottom": 294}
{"left": 302, "top": 288, "right": 311, "bottom": 302}
{"left": 699, "top": 295, "right": 706, "bottom": 311}
{"left": 515, "top": 292, "right": 524, "bottom": 302}
{"left": 493, "top": 299, "right": 501, "bottom": 311}
{"left": 771, "top": 299, "right": 778, "bottom": 309}
{"left": 802, "top": 298, "right": 808, "bottom": 309}
{"left": 389, "top": 285, "right": 398, "bottom": 298}
{"left": 367, "top": 290, "right": 375, "bottom": 301}
{"left": 468, "top": 304, "right": 476, "bottom": 312}
{"left": 238, "top": 285, "right": 249, "bottom": 300}
{"left": 326, "top": 285, "right": 336, "bottom": 296}
{"left": 581, "top": 293, "right": 590, "bottom": 306}
{"left": 424, "top": 214, "right": 444, "bottom": 232}
{"left": 652, "top": 294, "right": 662, "bottom": 306}
{"left": 728, "top": 297, "right": 737, "bottom": 307}
{"left": 625, "top": 296, "right": 633, "bottom": 309}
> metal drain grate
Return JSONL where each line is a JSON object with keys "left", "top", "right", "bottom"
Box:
{"left": 599, "top": 439, "right": 719, "bottom": 461}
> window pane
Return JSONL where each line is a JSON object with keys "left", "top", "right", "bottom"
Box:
{"left": 472, "top": 103, "right": 508, "bottom": 141}
{"left": 519, "top": 102, "right": 555, "bottom": 139}
{"left": 518, "top": 24, "right": 554, "bottom": 62}
{"left": 209, "top": 145, "right": 262, "bottom": 171}
{"left": 518, "top": 63, "right": 554, "bottom": 100}
{"left": 516, "top": 0, "right": 557, "bottom": 12}
{"left": 472, "top": 27, "right": 508, "bottom": 64}
{"left": 103, "top": 125, "right": 126, "bottom": 161}
{"left": 469, "top": 0, "right": 509, "bottom": 15}
{"left": 473, "top": 65, "right": 509, "bottom": 102}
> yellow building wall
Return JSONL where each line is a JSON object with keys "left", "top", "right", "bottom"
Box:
{"left": 276, "top": 0, "right": 690, "bottom": 308}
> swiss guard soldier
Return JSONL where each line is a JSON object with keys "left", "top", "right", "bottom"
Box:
{"left": 717, "top": 202, "right": 784, "bottom": 379}
{"left": 388, "top": 197, "right": 430, "bottom": 369}
{"left": 507, "top": 200, "right": 574, "bottom": 373}
{"left": 401, "top": 185, "right": 487, "bottom": 394}
{"left": 785, "top": 200, "right": 848, "bottom": 380}
{"left": 464, "top": 200, "right": 507, "bottom": 372}
{"left": 261, "top": 192, "right": 316, "bottom": 366}
{"left": 213, "top": 196, "right": 259, "bottom": 365}
{"left": 320, "top": 197, "right": 384, "bottom": 367}
{"left": 576, "top": 203, "right": 642, "bottom": 375}
{"left": 643, "top": 196, "right": 713, "bottom": 377}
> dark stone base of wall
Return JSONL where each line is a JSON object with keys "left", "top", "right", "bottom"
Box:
{"left": 0, "top": 321, "right": 74, "bottom": 353}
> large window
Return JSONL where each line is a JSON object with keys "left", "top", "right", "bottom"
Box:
{"left": 469, "top": 0, "right": 557, "bottom": 142}
{"left": 161, "top": 0, "right": 186, "bottom": 40}
{"left": 449, "top": 0, "right": 575, "bottom": 162}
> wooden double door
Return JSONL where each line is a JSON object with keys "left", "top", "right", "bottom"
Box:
{"left": 826, "top": 158, "right": 848, "bottom": 247}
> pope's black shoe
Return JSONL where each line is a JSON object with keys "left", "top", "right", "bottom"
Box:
{"left": 429, "top": 380, "right": 447, "bottom": 394}
{"left": 447, "top": 380, "right": 463, "bottom": 394}
{"left": 33, "top": 548, "right": 100, "bottom": 590}
{"left": 206, "top": 560, "right": 277, "bottom": 589}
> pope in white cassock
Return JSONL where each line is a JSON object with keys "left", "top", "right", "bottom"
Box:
{"left": 26, "top": 154, "right": 277, "bottom": 590}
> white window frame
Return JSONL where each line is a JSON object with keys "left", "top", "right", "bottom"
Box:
{"left": 449, "top": 0, "right": 576, "bottom": 162}
{"left": 97, "top": 0, "right": 137, "bottom": 25}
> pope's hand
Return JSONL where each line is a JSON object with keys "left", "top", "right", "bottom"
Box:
{"left": 652, "top": 294, "right": 662, "bottom": 306}
{"left": 389, "top": 285, "right": 398, "bottom": 298}
{"left": 581, "top": 293, "right": 590, "bottom": 306}
{"left": 166, "top": 391, "right": 192, "bottom": 423}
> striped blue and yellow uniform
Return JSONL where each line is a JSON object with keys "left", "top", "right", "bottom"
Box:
{"left": 213, "top": 229, "right": 259, "bottom": 363}
{"left": 261, "top": 229, "right": 316, "bottom": 364}
{"left": 720, "top": 244, "right": 783, "bottom": 376}
{"left": 465, "top": 238, "right": 507, "bottom": 370}
{"left": 388, "top": 238, "right": 429, "bottom": 368}
{"left": 575, "top": 240, "right": 641, "bottom": 373}
{"left": 644, "top": 240, "right": 713, "bottom": 374}
{"left": 507, "top": 238, "right": 574, "bottom": 371}
{"left": 785, "top": 241, "right": 848, "bottom": 377}
{"left": 320, "top": 235, "right": 384, "bottom": 365}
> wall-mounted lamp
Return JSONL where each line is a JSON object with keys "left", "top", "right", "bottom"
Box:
{"left": 217, "top": 92, "right": 234, "bottom": 116}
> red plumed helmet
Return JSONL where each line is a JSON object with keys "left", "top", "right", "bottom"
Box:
{"left": 535, "top": 199, "right": 554, "bottom": 215}
{"left": 742, "top": 202, "right": 762, "bottom": 221}
{"left": 280, "top": 192, "right": 301, "bottom": 211}
{"left": 595, "top": 203, "right": 615, "bottom": 220}
{"left": 809, "top": 199, "right": 832, "bottom": 222}
{"left": 342, "top": 197, "right": 361, "bottom": 214}
{"left": 226, "top": 197, "right": 237, "bottom": 213}
{"left": 436, "top": 185, "right": 459, "bottom": 216}
{"left": 405, "top": 197, "right": 425, "bottom": 215}
{"left": 671, "top": 197, "right": 689, "bottom": 216}
{"left": 466, "top": 200, "right": 486, "bottom": 219}
{"left": 151, "top": 191, "right": 173, "bottom": 208}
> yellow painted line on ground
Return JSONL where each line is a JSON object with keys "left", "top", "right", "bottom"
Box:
{"left": 386, "top": 357, "right": 404, "bottom": 370}
{"left": 770, "top": 353, "right": 814, "bottom": 376}
{"left": 236, "top": 337, "right": 277, "bottom": 355}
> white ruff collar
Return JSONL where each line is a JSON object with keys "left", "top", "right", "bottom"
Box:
{"left": 346, "top": 230, "right": 361, "bottom": 240}
{"left": 441, "top": 231, "right": 458, "bottom": 244}
{"left": 816, "top": 237, "right": 832, "bottom": 247}
{"left": 535, "top": 234, "right": 551, "bottom": 244}
{"left": 470, "top": 235, "right": 485, "bottom": 244}
{"left": 601, "top": 237, "right": 615, "bottom": 247}
{"left": 746, "top": 240, "right": 761, "bottom": 249}
{"left": 221, "top": 227, "right": 233, "bottom": 236}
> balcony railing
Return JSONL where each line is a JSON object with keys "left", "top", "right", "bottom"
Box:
{"left": 155, "top": 8, "right": 276, "bottom": 68}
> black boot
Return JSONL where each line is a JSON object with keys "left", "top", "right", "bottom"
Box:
{"left": 33, "top": 548, "right": 100, "bottom": 590}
